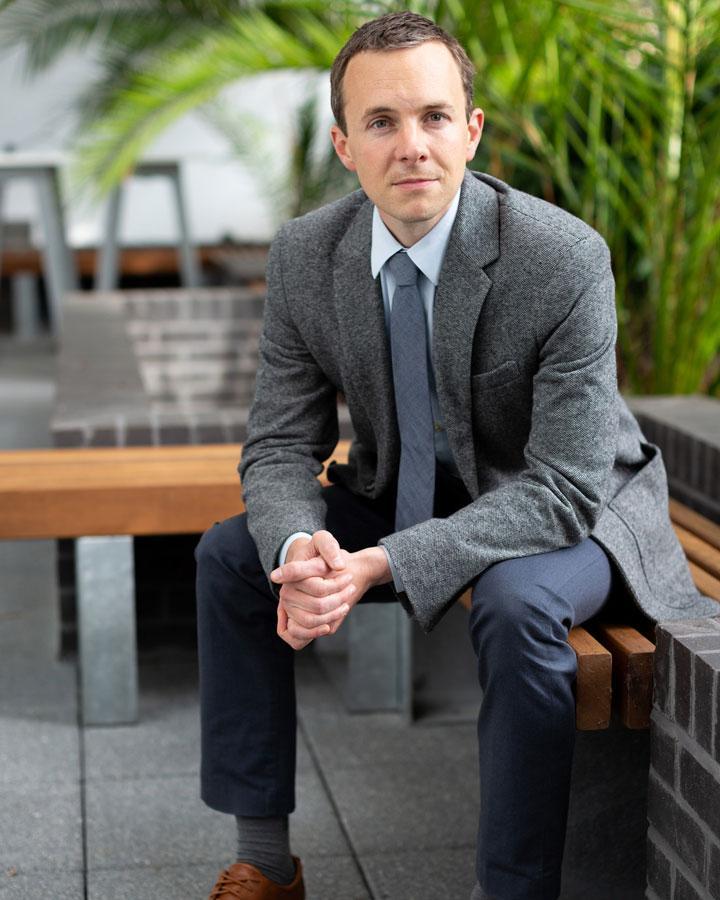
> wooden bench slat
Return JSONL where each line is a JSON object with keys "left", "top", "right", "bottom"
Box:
{"left": 0, "top": 444, "right": 243, "bottom": 466}
{"left": 670, "top": 498, "right": 720, "bottom": 551}
{"left": 0, "top": 443, "right": 351, "bottom": 539}
{"left": 674, "top": 524, "right": 720, "bottom": 581}
{"left": 458, "top": 589, "right": 612, "bottom": 730}
{"left": 568, "top": 626, "right": 612, "bottom": 730}
{"left": 3, "top": 442, "right": 719, "bottom": 732}
{"left": 688, "top": 561, "right": 720, "bottom": 602}
{"left": 588, "top": 623, "right": 655, "bottom": 729}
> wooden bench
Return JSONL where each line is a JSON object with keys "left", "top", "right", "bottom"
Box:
{"left": 458, "top": 498, "right": 720, "bottom": 730}
{"left": 1, "top": 441, "right": 718, "bottom": 728}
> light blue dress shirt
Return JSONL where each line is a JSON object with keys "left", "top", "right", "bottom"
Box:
{"left": 278, "top": 188, "right": 462, "bottom": 568}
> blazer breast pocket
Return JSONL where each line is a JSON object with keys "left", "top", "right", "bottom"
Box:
{"left": 472, "top": 360, "right": 521, "bottom": 391}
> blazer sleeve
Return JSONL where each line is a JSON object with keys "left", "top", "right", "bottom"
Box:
{"left": 239, "top": 225, "right": 339, "bottom": 585}
{"left": 379, "top": 236, "right": 620, "bottom": 632}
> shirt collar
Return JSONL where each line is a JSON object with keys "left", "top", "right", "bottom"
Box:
{"left": 370, "top": 187, "right": 461, "bottom": 285}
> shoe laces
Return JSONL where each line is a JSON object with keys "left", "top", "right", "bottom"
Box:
{"left": 209, "top": 867, "right": 263, "bottom": 898}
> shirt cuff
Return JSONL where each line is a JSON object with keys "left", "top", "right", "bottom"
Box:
{"left": 278, "top": 532, "right": 312, "bottom": 567}
{"left": 379, "top": 545, "right": 404, "bottom": 593}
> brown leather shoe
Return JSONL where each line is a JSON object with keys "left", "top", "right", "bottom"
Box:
{"left": 208, "top": 857, "right": 304, "bottom": 899}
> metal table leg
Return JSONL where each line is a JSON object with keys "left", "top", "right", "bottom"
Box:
{"left": 346, "top": 604, "right": 413, "bottom": 720}
{"left": 76, "top": 535, "right": 138, "bottom": 725}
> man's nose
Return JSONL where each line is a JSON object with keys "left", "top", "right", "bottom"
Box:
{"left": 394, "top": 121, "right": 427, "bottom": 162}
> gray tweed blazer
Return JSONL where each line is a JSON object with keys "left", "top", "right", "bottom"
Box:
{"left": 240, "top": 170, "right": 718, "bottom": 633}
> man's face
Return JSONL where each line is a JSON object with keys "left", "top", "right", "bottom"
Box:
{"left": 330, "top": 41, "right": 483, "bottom": 246}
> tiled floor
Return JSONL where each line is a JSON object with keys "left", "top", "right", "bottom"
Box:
{"left": 0, "top": 339, "right": 648, "bottom": 899}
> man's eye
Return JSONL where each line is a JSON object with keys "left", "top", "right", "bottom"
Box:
{"left": 428, "top": 112, "right": 447, "bottom": 122}
{"left": 370, "top": 119, "right": 390, "bottom": 129}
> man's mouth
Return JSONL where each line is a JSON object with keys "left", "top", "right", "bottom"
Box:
{"left": 393, "top": 177, "right": 438, "bottom": 187}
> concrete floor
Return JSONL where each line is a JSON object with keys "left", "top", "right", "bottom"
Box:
{"left": 0, "top": 338, "right": 649, "bottom": 899}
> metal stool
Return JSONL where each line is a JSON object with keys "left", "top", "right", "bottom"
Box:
{"left": 96, "top": 160, "right": 201, "bottom": 290}
{"left": 0, "top": 152, "right": 79, "bottom": 335}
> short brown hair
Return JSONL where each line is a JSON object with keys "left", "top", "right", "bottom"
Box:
{"left": 330, "top": 11, "right": 475, "bottom": 134}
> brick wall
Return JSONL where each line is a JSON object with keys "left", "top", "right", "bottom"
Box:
{"left": 628, "top": 396, "right": 720, "bottom": 525}
{"left": 647, "top": 618, "right": 720, "bottom": 899}
{"left": 52, "top": 284, "right": 353, "bottom": 652}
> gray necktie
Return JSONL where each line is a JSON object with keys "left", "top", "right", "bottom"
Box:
{"left": 387, "top": 250, "right": 436, "bottom": 531}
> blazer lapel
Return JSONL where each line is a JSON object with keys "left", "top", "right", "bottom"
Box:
{"left": 333, "top": 197, "right": 399, "bottom": 489}
{"left": 433, "top": 172, "right": 500, "bottom": 496}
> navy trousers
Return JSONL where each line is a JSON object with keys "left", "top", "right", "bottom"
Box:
{"left": 195, "top": 475, "right": 616, "bottom": 900}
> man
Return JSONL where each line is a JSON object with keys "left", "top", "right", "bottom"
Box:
{"left": 196, "top": 12, "right": 718, "bottom": 900}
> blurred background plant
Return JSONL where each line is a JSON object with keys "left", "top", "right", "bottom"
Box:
{"left": 1, "top": 0, "right": 718, "bottom": 395}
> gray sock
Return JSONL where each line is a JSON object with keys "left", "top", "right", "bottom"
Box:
{"left": 235, "top": 815, "right": 296, "bottom": 885}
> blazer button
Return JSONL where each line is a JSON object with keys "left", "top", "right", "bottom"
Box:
{"left": 364, "top": 480, "right": 374, "bottom": 492}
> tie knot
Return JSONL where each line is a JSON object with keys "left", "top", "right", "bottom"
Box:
{"left": 386, "top": 250, "right": 419, "bottom": 287}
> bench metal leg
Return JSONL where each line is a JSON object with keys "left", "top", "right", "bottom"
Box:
{"left": 36, "top": 169, "right": 78, "bottom": 334}
{"left": 346, "top": 604, "right": 413, "bottom": 720}
{"left": 170, "top": 167, "right": 201, "bottom": 288}
{"left": 95, "top": 187, "right": 123, "bottom": 291}
{"left": 76, "top": 536, "right": 138, "bottom": 725}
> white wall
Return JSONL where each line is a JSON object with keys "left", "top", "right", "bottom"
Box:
{"left": 0, "top": 44, "right": 337, "bottom": 247}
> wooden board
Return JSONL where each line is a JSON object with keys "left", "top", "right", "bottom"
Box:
{"left": 688, "top": 561, "right": 720, "bottom": 601}
{"left": 670, "top": 499, "right": 720, "bottom": 550}
{"left": 674, "top": 524, "right": 720, "bottom": 581}
{"left": 568, "top": 626, "right": 613, "bottom": 730}
{"left": 0, "top": 442, "right": 350, "bottom": 539}
{"left": 588, "top": 623, "right": 655, "bottom": 729}
{"left": 459, "top": 589, "right": 612, "bottom": 730}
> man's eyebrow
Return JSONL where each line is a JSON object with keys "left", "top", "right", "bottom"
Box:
{"left": 361, "top": 102, "right": 455, "bottom": 120}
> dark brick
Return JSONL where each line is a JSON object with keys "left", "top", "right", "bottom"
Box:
{"left": 125, "top": 422, "right": 154, "bottom": 446}
{"left": 708, "top": 841, "right": 720, "bottom": 899}
{"left": 694, "top": 655, "right": 717, "bottom": 755}
{"left": 156, "top": 422, "right": 191, "bottom": 445}
{"left": 655, "top": 628, "right": 674, "bottom": 719}
{"left": 674, "top": 869, "right": 704, "bottom": 900}
{"left": 680, "top": 747, "right": 720, "bottom": 841}
{"left": 89, "top": 424, "right": 121, "bottom": 447}
{"left": 648, "top": 772, "right": 706, "bottom": 884}
{"left": 52, "top": 425, "right": 88, "bottom": 447}
{"left": 647, "top": 830, "right": 673, "bottom": 898}
{"left": 675, "top": 641, "right": 694, "bottom": 732}
{"left": 652, "top": 717, "right": 678, "bottom": 788}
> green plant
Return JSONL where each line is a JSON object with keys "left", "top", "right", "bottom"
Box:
{"left": 415, "top": 0, "right": 720, "bottom": 395}
{"left": 2, "top": 0, "right": 718, "bottom": 394}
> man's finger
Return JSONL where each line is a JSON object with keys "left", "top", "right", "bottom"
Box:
{"left": 284, "top": 600, "right": 351, "bottom": 630}
{"left": 286, "top": 616, "right": 333, "bottom": 641}
{"left": 290, "top": 572, "right": 353, "bottom": 599}
{"left": 271, "top": 556, "right": 330, "bottom": 583}
{"left": 281, "top": 580, "right": 356, "bottom": 617}
{"left": 312, "top": 530, "right": 345, "bottom": 570}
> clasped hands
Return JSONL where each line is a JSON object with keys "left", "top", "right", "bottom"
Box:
{"left": 270, "top": 530, "right": 392, "bottom": 651}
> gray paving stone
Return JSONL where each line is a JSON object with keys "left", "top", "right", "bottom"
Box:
{"left": 302, "top": 855, "right": 370, "bottom": 900}
{"left": 322, "top": 758, "right": 479, "bottom": 855}
{"left": 85, "top": 775, "right": 234, "bottom": 869}
{"left": 0, "top": 658, "right": 77, "bottom": 721}
{"left": 301, "top": 708, "right": 477, "bottom": 772}
{"left": 0, "top": 719, "right": 79, "bottom": 786}
{"left": 361, "top": 847, "right": 476, "bottom": 900}
{"left": 0, "top": 782, "right": 82, "bottom": 874}
{"left": 89, "top": 856, "right": 369, "bottom": 900}
{"left": 84, "top": 711, "right": 200, "bottom": 782}
{"left": 0, "top": 869, "right": 83, "bottom": 898}
{"left": 85, "top": 660, "right": 313, "bottom": 780}
{"left": 88, "top": 863, "right": 224, "bottom": 899}
{"left": 86, "top": 764, "right": 348, "bottom": 870}
{"left": 290, "top": 765, "right": 353, "bottom": 859}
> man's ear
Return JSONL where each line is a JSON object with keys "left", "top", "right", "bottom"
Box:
{"left": 330, "top": 124, "right": 357, "bottom": 172}
{"left": 466, "top": 108, "right": 484, "bottom": 162}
